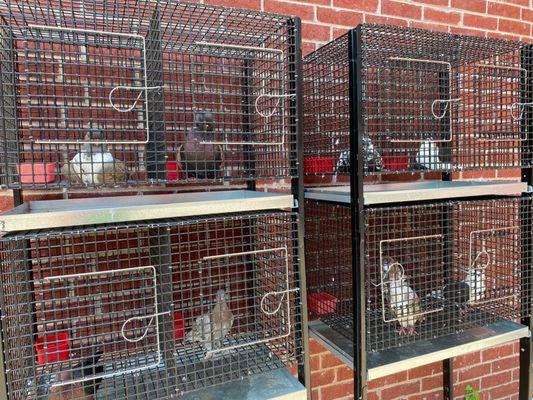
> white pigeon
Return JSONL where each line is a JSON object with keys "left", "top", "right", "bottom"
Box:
{"left": 382, "top": 260, "right": 424, "bottom": 336}
{"left": 415, "top": 140, "right": 452, "bottom": 170}
{"left": 464, "top": 262, "right": 486, "bottom": 305}
{"left": 184, "top": 289, "right": 234, "bottom": 359}
{"left": 61, "top": 131, "right": 128, "bottom": 185}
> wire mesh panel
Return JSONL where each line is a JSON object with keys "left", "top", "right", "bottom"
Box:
{"left": 0, "top": 0, "right": 299, "bottom": 188}
{"left": 305, "top": 197, "right": 531, "bottom": 354}
{"left": 303, "top": 24, "right": 532, "bottom": 176}
{"left": 0, "top": 211, "right": 301, "bottom": 399}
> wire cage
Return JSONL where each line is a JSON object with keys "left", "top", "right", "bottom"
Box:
{"left": 303, "top": 24, "right": 533, "bottom": 176}
{"left": 0, "top": 211, "right": 302, "bottom": 399}
{"left": 0, "top": 0, "right": 300, "bottom": 189}
{"left": 305, "top": 196, "right": 531, "bottom": 354}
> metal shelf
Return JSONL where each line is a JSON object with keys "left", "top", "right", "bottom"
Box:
{"left": 304, "top": 181, "right": 528, "bottom": 205}
{"left": 183, "top": 368, "right": 306, "bottom": 400}
{"left": 308, "top": 319, "right": 529, "bottom": 381}
{"left": 0, "top": 190, "right": 294, "bottom": 232}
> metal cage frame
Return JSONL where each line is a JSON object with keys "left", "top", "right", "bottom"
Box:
{"left": 0, "top": 0, "right": 301, "bottom": 188}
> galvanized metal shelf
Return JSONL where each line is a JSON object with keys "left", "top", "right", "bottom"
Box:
{"left": 309, "top": 319, "right": 529, "bottom": 381}
{"left": 183, "top": 368, "right": 306, "bottom": 400}
{"left": 304, "top": 181, "right": 528, "bottom": 205}
{"left": 0, "top": 190, "right": 294, "bottom": 232}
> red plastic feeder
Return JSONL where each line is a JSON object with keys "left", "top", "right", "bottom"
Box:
{"left": 17, "top": 163, "right": 57, "bottom": 184}
{"left": 382, "top": 155, "right": 408, "bottom": 172}
{"left": 307, "top": 292, "right": 338, "bottom": 315}
{"left": 166, "top": 161, "right": 183, "bottom": 180}
{"left": 304, "top": 157, "right": 334, "bottom": 174}
{"left": 35, "top": 332, "right": 70, "bottom": 365}
{"left": 173, "top": 312, "right": 185, "bottom": 340}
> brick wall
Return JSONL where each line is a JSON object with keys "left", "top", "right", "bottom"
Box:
{"left": 1, "top": 0, "right": 532, "bottom": 399}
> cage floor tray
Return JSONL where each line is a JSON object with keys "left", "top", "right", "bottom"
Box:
{"left": 0, "top": 190, "right": 293, "bottom": 232}
{"left": 305, "top": 181, "right": 527, "bottom": 205}
{"left": 32, "top": 342, "right": 304, "bottom": 400}
{"left": 308, "top": 319, "right": 529, "bottom": 381}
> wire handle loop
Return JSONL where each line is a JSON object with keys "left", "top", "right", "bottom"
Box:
{"left": 109, "top": 85, "right": 165, "bottom": 113}
{"left": 373, "top": 261, "right": 405, "bottom": 287}
{"left": 511, "top": 102, "right": 533, "bottom": 121}
{"left": 254, "top": 93, "right": 296, "bottom": 118}
{"left": 121, "top": 311, "right": 172, "bottom": 343}
{"left": 431, "top": 98, "right": 461, "bottom": 119}
{"left": 260, "top": 288, "right": 300, "bottom": 315}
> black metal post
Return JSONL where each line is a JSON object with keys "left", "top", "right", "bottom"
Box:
{"left": 519, "top": 44, "right": 533, "bottom": 400}
{"left": 349, "top": 26, "right": 367, "bottom": 400}
{"left": 242, "top": 56, "right": 256, "bottom": 191}
{"left": 288, "top": 16, "right": 310, "bottom": 397}
{"left": 439, "top": 64, "right": 454, "bottom": 400}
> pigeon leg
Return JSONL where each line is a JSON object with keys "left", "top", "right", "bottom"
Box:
{"left": 396, "top": 326, "right": 407, "bottom": 336}
{"left": 407, "top": 326, "right": 418, "bottom": 336}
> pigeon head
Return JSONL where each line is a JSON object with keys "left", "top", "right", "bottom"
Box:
{"left": 82, "top": 131, "right": 108, "bottom": 154}
{"left": 383, "top": 260, "right": 404, "bottom": 283}
{"left": 194, "top": 111, "right": 215, "bottom": 133}
{"left": 215, "top": 289, "right": 229, "bottom": 302}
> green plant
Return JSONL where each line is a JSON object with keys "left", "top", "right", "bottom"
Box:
{"left": 465, "top": 385, "right": 480, "bottom": 400}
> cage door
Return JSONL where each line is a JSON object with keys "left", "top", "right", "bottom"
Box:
{"left": 467, "top": 226, "right": 521, "bottom": 306}
{"left": 384, "top": 57, "right": 458, "bottom": 143}
{"left": 37, "top": 265, "right": 169, "bottom": 387}
{"left": 379, "top": 234, "right": 444, "bottom": 323}
{"left": 23, "top": 25, "right": 161, "bottom": 145}
{"left": 191, "top": 41, "right": 292, "bottom": 147}
{"left": 195, "top": 246, "right": 297, "bottom": 359}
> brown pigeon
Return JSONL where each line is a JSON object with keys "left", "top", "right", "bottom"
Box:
{"left": 179, "top": 111, "right": 222, "bottom": 179}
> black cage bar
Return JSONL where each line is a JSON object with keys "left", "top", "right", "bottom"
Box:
{"left": 0, "top": 0, "right": 300, "bottom": 188}
{"left": 0, "top": 211, "right": 303, "bottom": 399}
{"left": 303, "top": 24, "right": 533, "bottom": 176}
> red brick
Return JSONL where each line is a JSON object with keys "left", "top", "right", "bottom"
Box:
{"left": 204, "top": 0, "right": 261, "bottom": 9}
{"left": 482, "top": 343, "right": 516, "bottom": 362}
{"left": 450, "top": 0, "right": 486, "bottom": 13}
{"left": 320, "top": 381, "right": 354, "bottom": 399}
{"left": 523, "top": 8, "right": 533, "bottom": 23}
{"left": 292, "top": 0, "right": 329, "bottom": 5}
{"left": 492, "top": 355, "right": 518, "bottom": 372}
{"left": 311, "top": 368, "right": 336, "bottom": 388}
{"left": 499, "top": 18, "right": 530, "bottom": 36}
{"left": 336, "top": 365, "right": 353, "bottom": 382}
{"left": 487, "top": 30, "right": 520, "bottom": 41}
{"left": 408, "top": 390, "right": 443, "bottom": 400}
{"left": 332, "top": 0, "right": 379, "bottom": 12}
{"left": 381, "top": 381, "right": 421, "bottom": 399}
{"left": 311, "top": 388, "right": 320, "bottom": 400}
{"left": 504, "top": 0, "right": 529, "bottom": 5}
{"left": 463, "top": 14, "right": 498, "bottom": 30}
{"left": 424, "top": 8, "right": 461, "bottom": 25}
{"left": 481, "top": 370, "right": 512, "bottom": 388}
{"left": 421, "top": 374, "right": 443, "bottom": 391}
{"left": 489, "top": 382, "right": 519, "bottom": 399}
{"left": 332, "top": 27, "right": 349, "bottom": 39}
{"left": 410, "top": 21, "right": 450, "bottom": 32}
{"left": 317, "top": 7, "right": 363, "bottom": 26}
{"left": 450, "top": 26, "right": 486, "bottom": 37}
{"left": 365, "top": 14, "right": 409, "bottom": 26}
{"left": 458, "top": 363, "right": 491, "bottom": 381}
{"left": 368, "top": 371, "right": 408, "bottom": 389}
{"left": 0, "top": 191, "right": 14, "bottom": 214}
{"left": 460, "top": 169, "right": 496, "bottom": 179}
{"left": 454, "top": 352, "right": 481, "bottom": 369}
{"left": 310, "top": 354, "right": 321, "bottom": 370}
{"left": 302, "top": 23, "right": 330, "bottom": 41}
{"left": 488, "top": 2, "right": 521, "bottom": 19}
{"left": 320, "top": 352, "right": 344, "bottom": 369}
{"left": 309, "top": 338, "right": 327, "bottom": 354}
{"left": 367, "top": 391, "right": 380, "bottom": 400}
{"left": 408, "top": 362, "right": 442, "bottom": 379}
{"left": 413, "top": 0, "right": 449, "bottom": 5}
{"left": 302, "top": 41, "right": 316, "bottom": 57}
{"left": 382, "top": 0, "right": 423, "bottom": 19}
{"left": 264, "top": 0, "right": 315, "bottom": 20}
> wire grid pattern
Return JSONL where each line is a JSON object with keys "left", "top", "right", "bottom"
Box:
{"left": 304, "top": 200, "right": 353, "bottom": 339}
{"left": 304, "top": 197, "right": 531, "bottom": 354}
{"left": 0, "top": 0, "right": 298, "bottom": 188}
{"left": 303, "top": 24, "right": 532, "bottom": 176}
{"left": 0, "top": 211, "right": 302, "bottom": 399}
